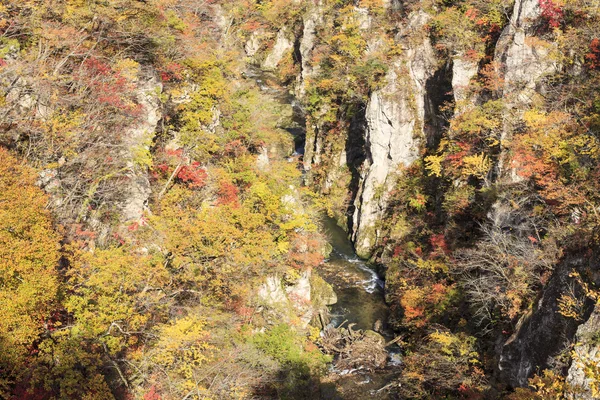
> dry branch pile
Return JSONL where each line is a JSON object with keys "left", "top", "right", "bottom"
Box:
{"left": 320, "top": 321, "right": 387, "bottom": 372}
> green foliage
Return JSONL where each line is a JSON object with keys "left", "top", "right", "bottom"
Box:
{"left": 251, "top": 324, "right": 330, "bottom": 371}
{"left": 0, "top": 37, "right": 19, "bottom": 58}
{"left": 250, "top": 324, "right": 331, "bottom": 397}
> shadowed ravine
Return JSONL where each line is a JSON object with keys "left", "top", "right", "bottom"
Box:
{"left": 245, "top": 65, "right": 401, "bottom": 397}
{"left": 319, "top": 217, "right": 388, "bottom": 334}
{"left": 245, "top": 67, "right": 391, "bottom": 337}
{"left": 318, "top": 217, "right": 401, "bottom": 399}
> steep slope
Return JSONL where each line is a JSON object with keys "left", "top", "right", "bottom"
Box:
{"left": 248, "top": 0, "right": 600, "bottom": 397}
{"left": 2, "top": 0, "right": 600, "bottom": 398}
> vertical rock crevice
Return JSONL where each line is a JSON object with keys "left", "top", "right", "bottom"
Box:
{"left": 499, "top": 253, "right": 599, "bottom": 387}
{"left": 345, "top": 106, "right": 367, "bottom": 236}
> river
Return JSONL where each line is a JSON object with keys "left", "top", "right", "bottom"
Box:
{"left": 317, "top": 217, "right": 401, "bottom": 399}
{"left": 318, "top": 217, "right": 388, "bottom": 333}
{"left": 245, "top": 69, "right": 390, "bottom": 334}
{"left": 245, "top": 66, "right": 400, "bottom": 398}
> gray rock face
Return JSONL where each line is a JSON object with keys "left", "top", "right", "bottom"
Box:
{"left": 263, "top": 28, "right": 294, "bottom": 70}
{"left": 258, "top": 270, "right": 337, "bottom": 328}
{"left": 353, "top": 7, "right": 372, "bottom": 31}
{"left": 351, "top": 11, "right": 436, "bottom": 257}
{"left": 494, "top": 0, "right": 557, "bottom": 181}
{"left": 489, "top": 2, "right": 600, "bottom": 390}
{"left": 256, "top": 146, "right": 270, "bottom": 171}
{"left": 499, "top": 254, "right": 597, "bottom": 387}
{"left": 37, "top": 168, "right": 60, "bottom": 192}
{"left": 287, "top": 270, "right": 312, "bottom": 305}
{"left": 566, "top": 305, "right": 600, "bottom": 399}
{"left": 496, "top": 0, "right": 556, "bottom": 105}
{"left": 245, "top": 30, "right": 263, "bottom": 57}
{"left": 382, "top": 0, "right": 402, "bottom": 11}
{"left": 258, "top": 275, "right": 290, "bottom": 308}
{"left": 121, "top": 74, "right": 162, "bottom": 222}
{"left": 452, "top": 55, "right": 478, "bottom": 110}
{"left": 296, "top": 6, "right": 321, "bottom": 98}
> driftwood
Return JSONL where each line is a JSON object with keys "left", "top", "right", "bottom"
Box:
{"left": 320, "top": 321, "right": 387, "bottom": 372}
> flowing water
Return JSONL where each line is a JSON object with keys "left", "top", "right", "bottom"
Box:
{"left": 247, "top": 68, "right": 392, "bottom": 336}
{"left": 245, "top": 66, "right": 400, "bottom": 397}
{"left": 318, "top": 217, "right": 389, "bottom": 333}
{"left": 318, "top": 217, "right": 401, "bottom": 399}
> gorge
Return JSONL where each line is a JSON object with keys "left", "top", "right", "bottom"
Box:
{"left": 1, "top": 0, "right": 600, "bottom": 399}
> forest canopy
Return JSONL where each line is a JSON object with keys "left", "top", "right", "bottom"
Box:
{"left": 1, "top": 0, "right": 600, "bottom": 399}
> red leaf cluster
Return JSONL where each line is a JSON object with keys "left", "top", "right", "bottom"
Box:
{"left": 216, "top": 181, "right": 240, "bottom": 207}
{"left": 585, "top": 38, "right": 600, "bottom": 70}
{"left": 224, "top": 139, "right": 247, "bottom": 157}
{"left": 176, "top": 162, "right": 207, "bottom": 188}
{"left": 80, "top": 57, "right": 142, "bottom": 117}
{"left": 430, "top": 234, "right": 449, "bottom": 256}
{"left": 73, "top": 224, "right": 97, "bottom": 240}
{"left": 143, "top": 386, "right": 161, "bottom": 400}
{"left": 159, "top": 62, "right": 183, "bottom": 82}
{"left": 539, "top": 0, "right": 563, "bottom": 28}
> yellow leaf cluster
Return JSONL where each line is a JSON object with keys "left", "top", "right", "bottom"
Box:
{"left": 461, "top": 153, "right": 491, "bottom": 179}
{"left": 0, "top": 148, "right": 61, "bottom": 381}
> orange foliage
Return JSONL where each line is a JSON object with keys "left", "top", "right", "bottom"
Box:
{"left": 511, "top": 110, "right": 598, "bottom": 213}
{"left": 216, "top": 180, "right": 240, "bottom": 207}
{"left": 288, "top": 233, "right": 325, "bottom": 270}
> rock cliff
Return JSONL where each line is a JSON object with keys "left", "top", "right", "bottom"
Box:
{"left": 351, "top": 11, "right": 437, "bottom": 257}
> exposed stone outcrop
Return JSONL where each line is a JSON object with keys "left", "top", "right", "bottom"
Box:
{"left": 244, "top": 30, "right": 263, "bottom": 57}
{"left": 248, "top": 0, "right": 600, "bottom": 393}
{"left": 296, "top": 5, "right": 321, "bottom": 98}
{"left": 353, "top": 7, "right": 371, "bottom": 31}
{"left": 494, "top": 0, "right": 557, "bottom": 180}
{"left": 490, "top": 4, "right": 590, "bottom": 386}
{"left": 121, "top": 73, "right": 162, "bottom": 223}
{"left": 382, "top": 0, "right": 402, "bottom": 11}
{"left": 566, "top": 305, "right": 600, "bottom": 399}
{"left": 351, "top": 11, "right": 437, "bottom": 257}
{"left": 499, "top": 254, "right": 597, "bottom": 387}
{"left": 451, "top": 55, "right": 478, "bottom": 110}
{"left": 258, "top": 270, "right": 337, "bottom": 328}
{"left": 263, "top": 28, "right": 294, "bottom": 70}
{"left": 259, "top": 275, "right": 290, "bottom": 308}
{"left": 256, "top": 146, "right": 271, "bottom": 171}
{"left": 495, "top": 0, "right": 557, "bottom": 106}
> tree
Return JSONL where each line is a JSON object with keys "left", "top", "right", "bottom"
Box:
{"left": 65, "top": 246, "right": 171, "bottom": 356}
{"left": 399, "top": 329, "right": 488, "bottom": 399}
{"left": 456, "top": 217, "right": 558, "bottom": 325}
{"left": 511, "top": 110, "right": 600, "bottom": 215}
{"left": 0, "top": 147, "right": 61, "bottom": 394}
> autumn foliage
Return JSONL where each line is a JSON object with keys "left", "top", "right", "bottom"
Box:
{"left": 0, "top": 148, "right": 61, "bottom": 395}
{"left": 585, "top": 38, "right": 600, "bottom": 70}
{"left": 539, "top": 0, "right": 563, "bottom": 29}
{"left": 176, "top": 161, "right": 208, "bottom": 188}
{"left": 1, "top": 0, "right": 600, "bottom": 398}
